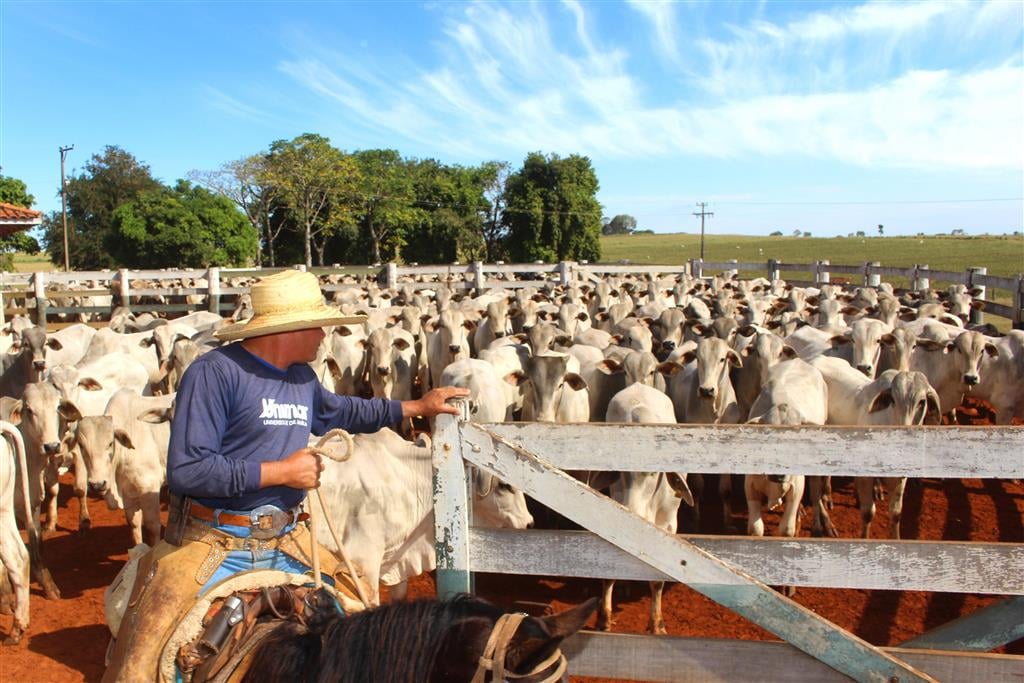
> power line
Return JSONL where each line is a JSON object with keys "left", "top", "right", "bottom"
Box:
{"left": 710, "top": 197, "right": 1021, "bottom": 206}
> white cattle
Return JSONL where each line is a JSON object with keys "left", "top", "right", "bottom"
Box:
{"left": 600, "top": 382, "right": 693, "bottom": 634}
{"left": 68, "top": 390, "right": 174, "bottom": 547}
{"left": 472, "top": 299, "right": 513, "bottom": 354}
{"left": 426, "top": 309, "right": 473, "bottom": 389}
{"left": 80, "top": 328, "right": 162, "bottom": 388}
{"left": 974, "top": 330, "right": 1024, "bottom": 425}
{"left": 314, "top": 429, "right": 532, "bottom": 605}
{"left": 0, "top": 326, "right": 49, "bottom": 398}
{"left": 365, "top": 326, "right": 418, "bottom": 403}
{"left": 0, "top": 423, "right": 31, "bottom": 643}
{"left": 910, "top": 329, "right": 997, "bottom": 419}
{"left": 43, "top": 323, "right": 97, "bottom": 369}
{"left": 324, "top": 324, "right": 368, "bottom": 397}
{"left": 511, "top": 353, "right": 590, "bottom": 424}
{"left": 744, "top": 359, "right": 826, "bottom": 547}
{"left": 731, "top": 327, "right": 797, "bottom": 422}
{"left": 811, "top": 356, "right": 941, "bottom": 539}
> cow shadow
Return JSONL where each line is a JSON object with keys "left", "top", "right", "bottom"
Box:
{"left": 28, "top": 623, "right": 110, "bottom": 681}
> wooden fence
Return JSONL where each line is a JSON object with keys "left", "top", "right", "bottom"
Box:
{"left": 1, "top": 259, "right": 1022, "bottom": 328}
{"left": 432, "top": 404, "right": 1024, "bottom": 681}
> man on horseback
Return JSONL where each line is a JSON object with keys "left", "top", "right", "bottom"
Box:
{"left": 103, "top": 270, "right": 467, "bottom": 682}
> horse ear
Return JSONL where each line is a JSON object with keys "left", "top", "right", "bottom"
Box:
{"left": 539, "top": 597, "right": 599, "bottom": 639}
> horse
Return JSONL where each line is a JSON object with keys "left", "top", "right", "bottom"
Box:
{"left": 241, "top": 593, "right": 599, "bottom": 683}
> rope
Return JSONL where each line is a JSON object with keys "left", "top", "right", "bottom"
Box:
{"left": 307, "top": 429, "right": 372, "bottom": 608}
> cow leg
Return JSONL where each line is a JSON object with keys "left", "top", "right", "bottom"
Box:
{"left": 141, "top": 491, "right": 162, "bottom": 548}
{"left": 42, "top": 473, "right": 59, "bottom": 534}
{"left": 886, "top": 477, "right": 908, "bottom": 540}
{"left": 648, "top": 581, "right": 667, "bottom": 635}
{"left": 124, "top": 502, "right": 143, "bottom": 547}
{"left": 718, "top": 474, "right": 735, "bottom": 531}
{"left": 73, "top": 449, "right": 91, "bottom": 532}
{"left": 778, "top": 476, "right": 805, "bottom": 539}
{"left": 687, "top": 473, "right": 704, "bottom": 532}
{"left": 0, "top": 516, "right": 30, "bottom": 644}
{"left": 26, "top": 525, "right": 60, "bottom": 600}
{"left": 822, "top": 475, "right": 833, "bottom": 510}
{"left": 597, "top": 579, "right": 615, "bottom": 631}
{"left": 807, "top": 476, "right": 837, "bottom": 538}
{"left": 388, "top": 580, "right": 409, "bottom": 602}
{"left": 744, "top": 476, "right": 765, "bottom": 537}
{"left": 855, "top": 477, "right": 876, "bottom": 539}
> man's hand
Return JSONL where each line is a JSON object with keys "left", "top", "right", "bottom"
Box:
{"left": 260, "top": 447, "right": 325, "bottom": 490}
{"left": 402, "top": 386, "right": 471, "bottom": 418}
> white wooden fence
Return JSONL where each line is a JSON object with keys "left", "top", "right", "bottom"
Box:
{"left": 2, "top": 259, "right": 1022, "bottom": 328}
{"left": 431, "top": 405, "right": 1024, "bottom": 682}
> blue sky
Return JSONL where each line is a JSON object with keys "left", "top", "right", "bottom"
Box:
{"left": 2, "top": 0, "right": 1022, "bottom": 237}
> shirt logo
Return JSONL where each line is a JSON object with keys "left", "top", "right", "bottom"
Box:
{"left": 259, "top": 398, "right": 309, "bottom": 426}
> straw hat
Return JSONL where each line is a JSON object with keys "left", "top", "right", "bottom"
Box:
{"left": 214, "top": 270, "right": 366, "bottom": 342}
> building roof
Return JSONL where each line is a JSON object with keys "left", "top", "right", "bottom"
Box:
{"left": 0, "top": 202, "right": 43, "bottom": 237}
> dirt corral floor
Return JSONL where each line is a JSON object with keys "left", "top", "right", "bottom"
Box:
{"left": 2, "top": 404, "right": 1022, "bottom": 682}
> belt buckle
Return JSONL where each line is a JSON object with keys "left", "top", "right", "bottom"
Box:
{"left": 249, "top": 504, "right": 286, "bottom": 540}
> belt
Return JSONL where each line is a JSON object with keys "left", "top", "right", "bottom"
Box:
{"left": 188, "top": 502, "right": 307, "bottom": 539}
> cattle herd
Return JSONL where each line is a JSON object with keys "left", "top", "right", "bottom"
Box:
{"left": 0, "top": 267, "right": 1021, "bottom": 650}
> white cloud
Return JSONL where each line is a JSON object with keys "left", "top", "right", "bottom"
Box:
{"left": 269, "top": 1, "right": 1022, "bottom": 172}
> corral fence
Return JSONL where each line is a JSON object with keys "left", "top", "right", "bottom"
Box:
{"left": 1, "top": 258, "right": 1022, "bottom": 329}
{"left": 431, "top": 402, "right": 1024, "bottom": 682}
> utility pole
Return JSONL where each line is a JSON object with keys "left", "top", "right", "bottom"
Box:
{"left": 693, "top": 202, "right": 714, "bottom": 261}
{"left": 59, "top": 145, "right": 74, "bottom": 272}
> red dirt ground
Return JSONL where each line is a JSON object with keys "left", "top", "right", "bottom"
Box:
{"left": 1, "top": 402, "right": 1021, "bottom": 682}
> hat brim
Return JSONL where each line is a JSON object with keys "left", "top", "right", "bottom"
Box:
{"left": 214, "top": 309, "right": 367, "bottom": 342}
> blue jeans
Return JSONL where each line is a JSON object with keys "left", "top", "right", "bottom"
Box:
{"left": 198, "top": 518, "right": 335, "bottom": 595}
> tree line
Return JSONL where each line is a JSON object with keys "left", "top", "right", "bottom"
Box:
{"left": 23, "top": 135, "right": 606, "bottom": 270}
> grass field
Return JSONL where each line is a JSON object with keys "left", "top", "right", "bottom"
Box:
{"left": 598, "top": 233, "right": 1024, "bottom": 278}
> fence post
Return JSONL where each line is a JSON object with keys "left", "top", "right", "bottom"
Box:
{"left": 472, "top": 261, "right": 486, "bottom": 292}
{"left": 815, "top": 260, "right": 830, "bottom": 286}
{"left": 691, "top": 258, "right": 704, "bottom": 280}
{"left": 32, "top": 271, "right": 47, "bottom": 327}
{"left": 386, "top": 262, "right": 398, "bottom": 291}
{"left": 293, "top": 263, "right": 307, "bottom": 272}
{"left": 432, "top": 400, "right": 473, "bottom": 599}
{"left": 726, "top": 259, "right": 738, "bottom": 280}
{"left": 866, "top": 261, "right": 881, "bottom": 287}
{"left": 767, "top": 259, "right": 779, "bottom": 283}
{"left": 0, "top": 271, "right": 5, "bottom": 327}
{"left": 912, "top": 264, "right": 930, "bottom": 292}
{"left": 1015, "top": 275, "right": 1024, "bottom": 330}
{"left": 116, "top": 268, "right": 132, "bottom": 312}
{"left": 558, "top": 261, "right": 574, "bottom": 288}
{"left": 967, "top": 266, "right": 987, "bottom": 326}
{"left": 207, "top": 266, "right": 221, "bottom": 315}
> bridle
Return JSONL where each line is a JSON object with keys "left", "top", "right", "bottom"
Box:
{"left": 470, "top": 612, "right": 568, "bottom": 683}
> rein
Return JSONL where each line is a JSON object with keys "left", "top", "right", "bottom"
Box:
{"left": 470, "top": 612, "right": 568, "bottom": 683}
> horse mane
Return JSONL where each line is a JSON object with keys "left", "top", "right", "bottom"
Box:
{"left": 244, "top": 594, "right": 501, "bottom": 683}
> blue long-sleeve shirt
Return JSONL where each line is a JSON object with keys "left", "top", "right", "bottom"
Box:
{"left": 167, "top": 343, "right": 402, "bottom": 511}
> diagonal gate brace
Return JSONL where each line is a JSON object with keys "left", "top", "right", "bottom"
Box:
{"left": 460, "top": 422, "right": 937, "bottom": 683}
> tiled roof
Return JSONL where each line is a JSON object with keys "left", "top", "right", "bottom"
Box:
{"left": 0, "top": 202, "right": 42, "bottom": 223}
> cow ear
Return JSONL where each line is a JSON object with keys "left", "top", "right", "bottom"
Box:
{"left": 58, "top": 400, "right": 84, "bottom": 424}
{"left": 830, "top": 334, "right": 851, "bottom": 347}
{"left": 983, "top": 342, "right": 999, "bottom": 358}
{"left": 335, "top": 326, "right": 352, "bottom": 337}
{"left": 137, "top": 407, "right": 171, "bottom": 424}
{"left": 79, "top": 377, "right": 103, "bottom": 391}
{"left": 597, "top": 359, "right": 622, "bottom": 376}
{"left": 553, "top": 335, "right": 573, "bottom": 348}
{"left": 8, "top": 402, "right": 23, "bottom": 426}
{"left": 726, "top": 349, "right": 743, "bottom": 368}
{"left": 577, "top": 312, "right": 589, "bottom": 322}
{"left": 665, "top": 473, "right": 694, "bottom": 507}
{"left": 325, "top": 357, "right": 342, "bottom": 380}
{"left": 140, "top": 336, "right": 155, "bottom": 347}
{"left": 462, "top": 319, "right": 477, "bottom": 332}
{"left": 504, "top": 370, "right": 526, "bottom": 387}
{"left": 46, "top": 338, "right": 64, "bottom": 350}
{"left": 356, "top": 339, "right": 367, "bottom": 349}
{"left": 868, "top": 389, "right": 894, "bottom": 414}
{"left": 842, "top": 306, "right": 861, "bottom": 316}
{"left": 916, "top": 339, "right": 945, "bottom": 353}
{"left": 681, "top": 350, "right": 697, "bottom": 365}
{"left": 563, "top": 373, "right": 588, "bottom": 391}
{"left": 113, "top": 429, "right": 136, "bottom": 449}
{"left": 779, "top": 345, "right": 797, "bottom": 360}
{"left": 880, "top": 334, "right": 895, "bottom": 347}
{"left": 656, "top": 361, "right": 681, "bottom": 377}
{"left": 924, "top": 389, "right": 942, "bottom": 425}
{"left": 393, "top": 337, "right": 411, "bottom": 351}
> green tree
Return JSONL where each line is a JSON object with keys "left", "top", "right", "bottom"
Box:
{"left": 503, "top": 152, "right": 602, "bottom": 263}
{"left": 41, "top": 146, "right": 162, "bottom": 269}
{"left": 105, "top": 181, "right": 257, "bottom": 268}
{"left": 189, "top": 155, "right": 280, "bottom": 266}
{"left": 264, "top": 134, "right": 360, "bottom": 267}
{"left": 602, "top": 214, "right": 637, "bottom": 235}
{"left": 352, "top": 149, "right": 416, "bottom": 264}
{"left": 0, "top": 175, "right": 35, "bottom": 207}
{"left": 479, "top": 160, "right": 511, "bottom": 261}
{"left": 402, "top": 159, "right": 486, "bottom": 264}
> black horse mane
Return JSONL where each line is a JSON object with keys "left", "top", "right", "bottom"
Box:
{"left": 244, "top": 594, "right": 505, "bottom": 683}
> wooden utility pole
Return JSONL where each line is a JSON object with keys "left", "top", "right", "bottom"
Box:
{"left": 59, "top": 145, "right": 74, "bottom": 272}
{"left": 693, "top": 202, "right": 714, "bottom": 261}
